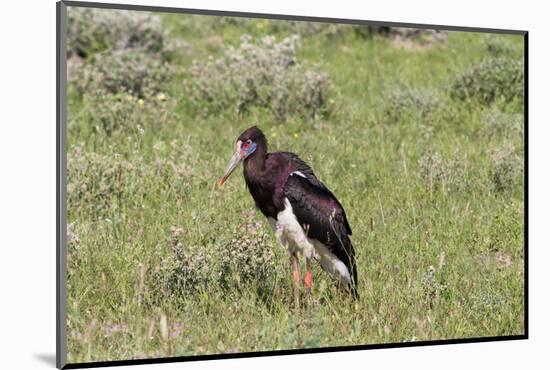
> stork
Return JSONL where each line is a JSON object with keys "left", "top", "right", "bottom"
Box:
{"left": 218, "top": 126, "right": 358, "bottom": 309}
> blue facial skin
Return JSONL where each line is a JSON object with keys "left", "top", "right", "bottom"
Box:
{"left": 246, "top": 141, "right": 257, "bottom": 157}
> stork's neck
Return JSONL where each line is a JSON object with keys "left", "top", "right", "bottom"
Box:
{"left": 243, "top": 143, "right": 267, "bottom": 185}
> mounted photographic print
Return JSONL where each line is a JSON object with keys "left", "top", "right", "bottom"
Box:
{"left": 56, "top": 1, "right": 527, "bottom": 368}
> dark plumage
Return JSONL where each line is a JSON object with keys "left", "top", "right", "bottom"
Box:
{"left": 284, "top": 173, "right": 358, "bottom": 295}
{"left": 219, "top": 126, "right": 359, "bottom": 305}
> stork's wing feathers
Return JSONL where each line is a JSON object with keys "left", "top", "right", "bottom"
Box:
{"left": 283, "top": 172, "right": 357, "bottom": 285}
{"left": 280, "top": 152, "right": 352, "bottom": 234}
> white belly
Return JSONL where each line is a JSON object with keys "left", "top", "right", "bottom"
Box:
{"left": 267, "top": 199, "right": 316, "bottom": 259}
{"left": 268, "top": 198, "right": 351, "bottom": 285}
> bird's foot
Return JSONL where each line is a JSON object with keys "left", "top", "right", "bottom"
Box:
{"left": 304, "top": 271, "right": 312, "bottom": 293}
{"left": 304, "top": 271, "right": 313, "bottom": 309}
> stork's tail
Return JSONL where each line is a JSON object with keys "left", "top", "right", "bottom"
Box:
{"left": 337, "top": 236, "right": 359, "bottom": 299}
{"left": 348, "top": 245, "right": 359, "bottom": 300}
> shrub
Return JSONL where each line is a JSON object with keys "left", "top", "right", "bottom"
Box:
{"left": 67, "top": 144, "right": 142, "bottom": 214}
{"left": 185, "top": 34, "right": 332, "bottom": 121}
{"left": 421, "top": 265, "right": 448, "bottom": 308}
{"left": 485, "top": 205, "right": 524, "bottom": 255}
{"left": 474, "top": 291, "right": 508, "bottom": 314}
{"left": 67, "top": 8, "right": 174, "bottom": 58}
{"left": 177, "top": 15, "right": 350, "bottom": 39}
{"left": 384, "top": 87, "right": 442, "bottom": 122}
{"left": 160, "top": 226, "right": 214, "bottom": 294}
{"left": 484, "top": 108, "right": 523, "bottom": 138}
{"left": 67, "top": 140, "right": 192, "bottom": 215}
{"left": 217, "top": 211, "right": 275, "bottom": 286}
{"left": 276, "top": 21, "right": 349, "bottom": 38}
{"left": 159, "top": 211, "right": 276, "bottom": 296}
{"left": 150, "top": 140, "right": 194, "bottom": 181}
{"left": 484, "top": 35, "right": 515, "bottom": 57}
{"left": 73, "top": 49, "right": 172, "bottom": 98}
{"left": 418, "top": 150, "right": 469, "bottom": 192}
{"left": 390, "top": 28, "right": 448, "bottom": 44}
{"left": 491, "top": 145, "right": 524, "bottom": 192}
{"left": 67, "top": 223, "right": 81, "bottom": 266}
{"left": 419, "top": 151, "right": 445, "bottom": 187}
{"left": 75, "top": 91, "right": 173, "bottom": 135}
{"left": 362, "top": 27, "right": 448, "bottom": 46}
{"left": 450, "top": 57, "right": 524, "bottom": 104}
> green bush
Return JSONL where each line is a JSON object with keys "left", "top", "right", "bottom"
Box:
{"left": 217, "top": 212, "right": 275, "bottom": 286}
{"left": 73, "top": 49, "right": 172, "bottom": 98}
{"left": 159, "top": 212, "right": 276, "bottom": 296}
{"left": 185, "top": 34, "right": 332, "bottom": 121}
{"left": 159, "top": 226, "right": 215, "bottom": 294}
{"left": 421, "top": 265, "right": 449, "bottom": 308}
{"left": 484, "top": 108, "right": 523, "bottom": 138}
{"left": 177, "top": 15, "right": 351, "bottom": 39}
{"left": 450, "top": 57, "right": 524, "bottom": 104}
{"left": 491, "top": 144, "right": 524, "bottom": 192}
{"left": 67, "top": 141, "right": 192, "bottom": 215}
{"left": 273, "top": 20, "right": 350, "bottom": 38}
{"left": 418, "top": 150, "right": 469, "bottom": 192}
{"left": 67, "top": 222, "right": 81, "bottom": 267}
{"left": 384, "top": 87, "right": 442, "bottom": 122}
{"left": 74, "top": 91, "right": 173, "bottom": 135}
{"left": 67, "top": 8, "right": 173, "bottom": 58}
{"left": 484, "top": 35, "right": 515, "bottom": 57}
{"left": 360, "top": 26, "right": 448, "bottom": 45}
{"left": 67, "top": 144, "right": 141, "bottom": 215}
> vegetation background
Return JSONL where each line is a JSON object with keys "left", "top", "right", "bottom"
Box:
{"left": 65, "top": 7, "right": 525, "bottom": 364}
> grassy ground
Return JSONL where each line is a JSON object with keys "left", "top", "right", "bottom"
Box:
{"left": 66, "top": 9, "right": 525, "bottom": 363}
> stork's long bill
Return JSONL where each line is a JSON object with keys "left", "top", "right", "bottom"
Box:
{"left": 218, "top": 139, "right": 256, "bottom": 187}
{"left": 218, "top": 153, "right": 241, "bottom": 187}
{"left": 218, "top": 141, "right": 244, "bottom": 187}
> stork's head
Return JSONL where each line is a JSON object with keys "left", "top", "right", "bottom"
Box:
{"left": 218, "top": 126, "right": 265, "bottom": 186}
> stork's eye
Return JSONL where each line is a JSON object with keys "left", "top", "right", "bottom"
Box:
{"left": 242, "top": 140, "right": 251, "bottom": 150}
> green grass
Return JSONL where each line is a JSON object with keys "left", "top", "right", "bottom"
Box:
{"left": 66, "top": 12, "right": 525, "bottom": 363}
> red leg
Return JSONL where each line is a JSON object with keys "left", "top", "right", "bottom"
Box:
{"left": 304, "top": 258, "right": 312, "bottom": 293}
